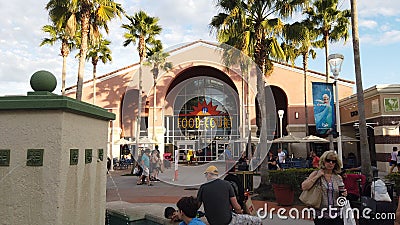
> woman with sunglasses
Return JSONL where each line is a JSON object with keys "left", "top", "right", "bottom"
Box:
{"left": 301, "top": 150, "right": 346, "bottom": 225}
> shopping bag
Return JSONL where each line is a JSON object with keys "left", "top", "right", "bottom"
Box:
{"left": 342, "top": 200, "right": 356, "bottom": 225}
{"left": 244, "top": 198, "right": 256, "bottom": 216}
{"left": 299, "top": 178, "right": 322, "bottom": 209}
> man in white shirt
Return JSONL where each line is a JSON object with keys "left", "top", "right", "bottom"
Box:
{"left": 277, "top": 148, "right": 286, "bottom": 166}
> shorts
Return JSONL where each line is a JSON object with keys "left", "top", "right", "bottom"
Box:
{"left": 390, "top": 160, "right": 397, "bottom": 166}
{"left": 229, "top": 213, "right": 262, "bottom": 225}
{"left": 142, "top": 167, "right": 150, "bottom": 177}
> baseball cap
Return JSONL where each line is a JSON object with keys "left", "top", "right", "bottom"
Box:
{"left": 204, "top": 165, "right": 218, "bottom": 175}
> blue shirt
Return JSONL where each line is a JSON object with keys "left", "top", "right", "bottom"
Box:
{"left": 142, "top": 154, "right": 150, "bottom": 168}
{"left": 179, "top": 218, "right": 206, "bottom": 225}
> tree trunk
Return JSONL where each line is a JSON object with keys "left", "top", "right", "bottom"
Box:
{"left": 350, "top": 0, "right": 373, "bottom": 182}
{"left": 135, "top": 62, "right": 143, "bottom": 147}
{"left": 253, "top": 28, "right": 269, "bottom": 188}
{"left": 76, "top": 9, "right": 90, "bottom": 101}
{"left": 62, "top": 56, "right": 67, "bottom": 96}
{"left": 135, "top": 37, "right": 146, "bottom": 148}
{"left": 325, "top": 32, "right": 335, "bottom": 150}
{"left": 324, "top": 33, "right": 330, "bottom": 83}
{"left": 92, "top": 58, "right": 97, "bottom": 105}
{"left": 61, "top": 40, "right": 69, "bottom": 96}
{"left": 303, "top": 52, "right": 309, "bottom": 152}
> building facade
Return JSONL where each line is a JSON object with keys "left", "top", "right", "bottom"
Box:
{"left": 66, "top": 40, "right": 355, "bottom": 166}
{"left": 340, "top": 85, "right": 400, "bottom": 172}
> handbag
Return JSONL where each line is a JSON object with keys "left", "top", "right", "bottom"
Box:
{"left": 360, "top": 179, "right": 378, "bottom": 215}
{"left": 299, "top": 178, "right": 322, "bottom": 209}
{"left": 360, "top": 196, "right": 376, "bottom": 215}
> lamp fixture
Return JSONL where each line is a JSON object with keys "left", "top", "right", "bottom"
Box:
{"left": 328, "top": 54, "right": 344, "bottom": 77}
{"left": 278, "top": 110, "right": 284, "bottom": 118}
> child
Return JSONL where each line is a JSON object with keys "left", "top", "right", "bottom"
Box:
{"left": 164, "top": 206, "right": 181, "bottom": 222}
{"left": 176, "top": 196, "right": 205, "bottom": 225}
{"left": 164, "top": 205, "right": 205, "bottom": 223}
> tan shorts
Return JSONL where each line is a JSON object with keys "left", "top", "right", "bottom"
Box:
{"left": 142, "top": 167, "right": 149, "bottom": 177}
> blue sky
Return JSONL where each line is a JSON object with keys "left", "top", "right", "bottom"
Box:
{"left": 0, "top": 0, "right": 399, "bottom": 96}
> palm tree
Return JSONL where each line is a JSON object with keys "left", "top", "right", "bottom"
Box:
{"left": 283, "top": 21, "right": 318, "bottom": 152}
{"left": 144, "top": 48, "right": 173, "bottom": 141}
{"left": 210, "top": 0, "right": 308, "bottom": 188}
{"left": 122, "top": 10, "right": 162, "bottom": 144}
{"left": 40, "top": 24, "right": 75, "bottom": 95}
{"left": 86, "top": 37, "right": 112, "bottom": 104}
{"left": 305, "top": 0, "right": 351, "bottom": 82}
{"left": 46, "top": 0, "right": 123, "bottom": 101}
{"left": 350, "top": 0, "right": 372, "bottom": 182}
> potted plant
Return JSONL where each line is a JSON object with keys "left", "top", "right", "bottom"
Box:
{"left": 269, "top": 168, "right": 315, "bottom": 206}
{"left": 385, "top": 173, "right": 400, "bottom": 196}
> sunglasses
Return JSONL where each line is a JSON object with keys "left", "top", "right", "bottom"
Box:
{"left": 325, "top": 159, "right": 337, "bottom": 164}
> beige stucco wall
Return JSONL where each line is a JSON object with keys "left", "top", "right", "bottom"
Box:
{"left": 0, "top": 110, "right": 108, "bottom": 225}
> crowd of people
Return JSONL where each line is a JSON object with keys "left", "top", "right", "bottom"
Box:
{"left": 133, "top": 146, "right": 163, "bottom": 186}
{"left": 266, "top": 147, "right": 321, "bottom": 170}
{"left": 115, "top": 144, "right": 400, "bottom": 225}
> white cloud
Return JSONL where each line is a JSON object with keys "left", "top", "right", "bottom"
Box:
{"left": 358, "top": 0, "right": 400, "bottom": 17}
{"left": 359, "top": 20, "right": 377, "bottom": 29}
{"left": 378, "top": 30, "right": 400, "bottom": 45}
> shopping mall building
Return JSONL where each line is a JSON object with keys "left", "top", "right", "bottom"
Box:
{"left": 66, "top": 40, "right": 400, "bottom": 172}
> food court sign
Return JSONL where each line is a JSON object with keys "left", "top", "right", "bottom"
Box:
{"left": 177, "top": 100, "right": 232, "bottom": 129}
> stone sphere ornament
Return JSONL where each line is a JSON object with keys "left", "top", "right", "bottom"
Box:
{"left": 30, "top": 70, "right": 57, "bottom": 92}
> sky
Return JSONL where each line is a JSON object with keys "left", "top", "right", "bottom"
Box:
{"left": 0, "top": 0, "right": 399, "bottom": 96}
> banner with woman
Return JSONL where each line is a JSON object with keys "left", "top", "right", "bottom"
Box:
{"left": 312, "top": 82, "right": 336, "bottom": 135}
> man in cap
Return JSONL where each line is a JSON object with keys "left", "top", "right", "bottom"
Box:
{"left": 197, "top": 165, "right": 242, "bottom": 225}
{"left": 197, "top": 166, "right": 261, "bottom": 225}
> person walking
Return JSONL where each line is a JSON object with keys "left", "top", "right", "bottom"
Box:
{"left": 197, "top": 165, "right": 261, "bottom": 225}
{"left": 175, "top": 196, "right": 206, "bottom": 225}
{"left": 390, "top": 146, "right": 398, "bottom": 173}
{"left": 150, "top": 149, "right": 161, "bottom": 181}
{"left": 301, "top": 150, "right": 347, "bottom": 225}
{"left": 137, "top": 148, "right": 152, "bottom": 186}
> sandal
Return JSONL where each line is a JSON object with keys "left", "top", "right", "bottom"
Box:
{"left": 137, "top": 182, "right": 143, "bottom": 185}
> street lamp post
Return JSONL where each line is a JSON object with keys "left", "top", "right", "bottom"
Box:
{"left": 278, "top": 110, "right": 284, "bottom": 149}
{"left": 153, "top": 72, "right": 157, "bottom": 143}
{"left": 328, "top": 53, "right": 344, "bottom": 164}
{"left": 278, "top": 110, "right": 285, "bottom": 138}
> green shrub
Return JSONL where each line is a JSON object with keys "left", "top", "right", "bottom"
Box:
{"left": 385, "top": 173, "right": 400, "bottom": 192}
{"left": 269, "top": 168, "right": 316, "bottom": 190}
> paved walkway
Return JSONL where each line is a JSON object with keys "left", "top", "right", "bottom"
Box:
{"left": 106, "top": 168, "right": 314, "bottom": 224}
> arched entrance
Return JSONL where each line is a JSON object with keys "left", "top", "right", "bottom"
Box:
{"left": 255, "top": 85, "right": 287, "bottom": 139}
{"left": 163, "top": 66, "right": 243, "bottom": 162}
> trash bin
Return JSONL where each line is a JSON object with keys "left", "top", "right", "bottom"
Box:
{"left": 234, "top": 171, "right": 254, "bottom": 193}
